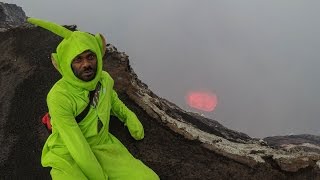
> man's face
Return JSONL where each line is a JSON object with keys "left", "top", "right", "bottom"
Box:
{"left": 71, "top": 50, "right": 97, "bottom": 81}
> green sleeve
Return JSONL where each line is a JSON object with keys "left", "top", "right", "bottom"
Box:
{"left": 110, "top": 90, "right": 144, "bottom": 140}
{"left": 48, "top": 92, "right": 106, "bottom": 179}
{"left": 110, "top": 90, "right": 134, "bottom": 123}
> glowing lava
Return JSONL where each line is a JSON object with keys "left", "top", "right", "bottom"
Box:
{"left": 186, "top": 91, "right": 218, "bottom": 112}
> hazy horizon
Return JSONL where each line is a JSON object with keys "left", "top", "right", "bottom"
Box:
{"left": 4, "top": 0, "right": 320, "bottom": 138}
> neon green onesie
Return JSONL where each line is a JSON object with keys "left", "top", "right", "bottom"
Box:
{"left": 28, "top": 18, "right": 159, "bottom": 180}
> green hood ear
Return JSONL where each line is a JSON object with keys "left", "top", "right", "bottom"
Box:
{"left": 27, "top": 18, "right": 72, "bottom": 38}
{"left": 95, "top": 33, "right": 107, "bottom": 56}
{"left": 51, "top": 53, "right": 62, "bottom": 74}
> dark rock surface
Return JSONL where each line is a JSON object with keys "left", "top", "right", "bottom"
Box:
{"left": 1, "top": 3, "right": 320, "bottom": 179}
{"left": 264, "top": 134, "right": 320, "bottom": 147}
{"left": 264, "top": 134, "right": 320, "bottom": 154}
{"left": 0, "top": 2, "right": 26, "bottom": 31}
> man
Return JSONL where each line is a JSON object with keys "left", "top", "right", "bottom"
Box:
{"left": 27, "top": 18, "right": 159, "bottom": 180}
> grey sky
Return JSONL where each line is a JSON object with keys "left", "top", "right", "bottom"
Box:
{"left": 4, "top": 0, "right": 320, "bottom": 138}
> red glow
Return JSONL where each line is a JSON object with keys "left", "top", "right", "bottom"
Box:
{"left": 186, "top": 91, "right": 217, "bottom": 112}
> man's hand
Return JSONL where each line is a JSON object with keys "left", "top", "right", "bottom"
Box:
{"left": 126, "top": 114, "right": 144, "bottom": 140}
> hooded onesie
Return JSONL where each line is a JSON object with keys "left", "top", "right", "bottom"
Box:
{"left": 27, "top": 18, "right": 159, "bottom": 180}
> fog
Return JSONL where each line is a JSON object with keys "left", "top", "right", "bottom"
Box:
{"left": 4, "top": 0, "right": 320, "bottom": 138}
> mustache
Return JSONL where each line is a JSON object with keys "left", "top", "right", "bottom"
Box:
{"left": 82, "top": 66, "right": 94, "bottom": 72}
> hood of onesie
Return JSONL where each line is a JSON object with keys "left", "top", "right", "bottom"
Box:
{"left": 27, "top": 18, "right": 104, "bottom": 91}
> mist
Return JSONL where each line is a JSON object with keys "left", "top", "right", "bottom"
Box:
{"left": 4, "top": 0, "right": 320, "bottom": 138}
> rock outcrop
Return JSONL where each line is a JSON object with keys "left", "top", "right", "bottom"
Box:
{"left": 1, "top": 3, "right": 320, "bottom": 179}
{"left": 0, "top": 2, "right": 26, "bottom": 31}
{"left": 264, "top": 134, "right": 320, "bottom": 154}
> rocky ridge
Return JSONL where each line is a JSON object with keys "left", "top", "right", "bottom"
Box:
{"left": 0, "top": 2, "right": 26, "bottom": 31}
{"left": 118, "top": 49, "right": 320, "bottom": 173}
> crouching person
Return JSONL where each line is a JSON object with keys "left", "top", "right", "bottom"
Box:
{"left": 28, "top": 18, "right": 159, "bottom": 180}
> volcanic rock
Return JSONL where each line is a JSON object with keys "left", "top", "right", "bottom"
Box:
{"left": 0, "top": 2, "right": 26, "bottom": 31}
